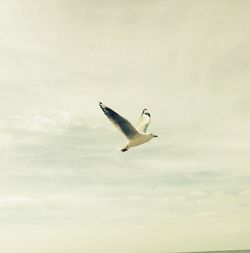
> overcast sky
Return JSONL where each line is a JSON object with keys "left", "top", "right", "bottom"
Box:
{"left": 0, "top": 0, "right": 250, "bottom": 253}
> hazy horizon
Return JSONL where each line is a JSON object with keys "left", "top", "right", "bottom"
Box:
{"left": 0, "top": 0, "right": 250, "bottom": 252}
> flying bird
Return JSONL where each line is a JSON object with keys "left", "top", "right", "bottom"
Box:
{"left": 99, "top": 102, "right": 158, "bottom": 152}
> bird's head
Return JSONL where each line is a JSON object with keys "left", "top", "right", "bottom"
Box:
{"left": 150, "top": 133, "right": 158, "bottom": 139}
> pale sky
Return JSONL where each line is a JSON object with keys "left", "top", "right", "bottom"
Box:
{"left": 0, "top": 0, "right": 250, "bottom": 253}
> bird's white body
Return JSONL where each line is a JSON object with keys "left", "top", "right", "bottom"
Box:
{"left": 123, "top": 133, "right": 154, "bottom": 150}
{"left": 99, "top": 102, "right": 157, "bottom": 152}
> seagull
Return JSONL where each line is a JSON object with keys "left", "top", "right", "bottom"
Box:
{"left": 99, "top": 102, "right": 158, "bottom": 152}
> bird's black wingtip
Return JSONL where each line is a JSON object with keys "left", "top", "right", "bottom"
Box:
{"left": 141, "top": 108, "right": 147, "bottom": 116}
{"left": 99, "top": 102, "right": 104, "bottom": 108}
{"left": 99, "top": 102, "right": 107, "bottom": 113}
{"left": 141, "top": 108, "right": 151, "bottom": 117}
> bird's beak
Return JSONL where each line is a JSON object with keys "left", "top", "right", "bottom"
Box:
{"left": 153, "top": 135, "right": 158, "bottom": 138}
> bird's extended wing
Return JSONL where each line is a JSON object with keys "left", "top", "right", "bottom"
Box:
{"left": 136, "top": 108, "right": 151, "bottom": 133}
{"left": 99, "top": 102, "right": 139, "bottom": 139}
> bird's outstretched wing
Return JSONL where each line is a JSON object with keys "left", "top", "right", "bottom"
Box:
{"left": 99, "top": 102, "right": 139, "bottom": 139}
{"left": 136, "top": 108, "right": 151, "bottom": 133}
